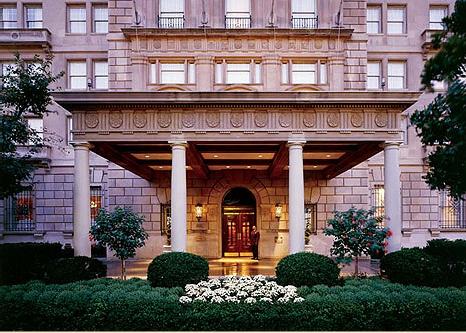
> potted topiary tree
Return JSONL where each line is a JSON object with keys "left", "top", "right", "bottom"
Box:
{"left": 324, "top": 207, "right": 390, "bottom": 276}
{"left": 90, "top": 206, "right": 148, "bottom": 280}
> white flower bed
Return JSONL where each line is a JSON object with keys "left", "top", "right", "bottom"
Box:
{"left": 179, "top": 275, "right": 304, "bottom": 304}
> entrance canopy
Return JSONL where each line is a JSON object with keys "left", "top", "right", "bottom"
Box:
{"left": 54, "top": 91, "right": 419, "bottom": 181}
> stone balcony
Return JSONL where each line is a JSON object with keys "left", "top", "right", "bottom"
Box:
{"left": 0, "top": 29, "right": 51, "bottom": 48}
{"left": 421, "top": 29, "right": 443, "bottom": 58}
{"left": 16, "top": 145, "right": 52, "bottom": 167}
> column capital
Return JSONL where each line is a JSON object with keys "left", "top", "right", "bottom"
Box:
{"left": 287, "top": 140, "right": 306, "bottom": 148}
{"left": 383, "top": 141, "right": 402, "bottom": 149}
{"left": 169, "top": 140, "right": 188, "bottom": 148}
{"left": 71, "top": 141, "right": 92, "bottom": 150}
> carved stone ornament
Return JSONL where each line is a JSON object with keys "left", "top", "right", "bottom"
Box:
{"left": 375, "top": 113, "right": 388, "bottom": 127}
{"left": 254, "top": 113, "right": 268, "bottom": 128}
{"left": 206, "top": 113, "right": 220, "bottom": 128}
{"left": 109, "top": 112, "right": 123, "bottom": 129}
{"left": 157, "top": 113, "right": 171, "bottom": 128}
{"left": 303, "top": 112, "right": 316, "bottom": 128}
{"left": 279, "top": 113, "right": 292, "bottom": 127}
{"left": 314, "top": 39, "right": 323, "bottom": 49}
{"left": 327, "top": 112, "right": 340, "bottom": 128}
{"left": 230, "top": 112, "right": 244, "bottom": 128}
{"left": 85, "top": 113, "right": 99, "bottom": 128}
{"left": 234, "top": 39, "right": 242, "bottom": 49}
{"left": 133, "top": 112, "right": 147, "bottom": 128}
{"left": 182, "top": 113, "right": 196, "bottom": 128}
{"left": 153, "top": 40, "right": 161, "bottom": 49}
{"left": 351, "top": 113, "right": 364, "bottom": 128}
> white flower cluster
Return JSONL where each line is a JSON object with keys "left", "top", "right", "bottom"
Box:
{"left": 179, "top": 275, "right": 305, "bottom": 304}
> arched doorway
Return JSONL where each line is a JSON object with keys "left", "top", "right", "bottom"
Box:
{"left": 222, "top": 187, "right": 256, "bottom": 257}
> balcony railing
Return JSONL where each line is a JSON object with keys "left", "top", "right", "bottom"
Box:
{"left": 225, "top": 16, "right": 251, "bottom": 29}
{"left": 158, "top": 15, "right": 185, "bottom": 29}
{"left": 0, "top": 28, "right": 51, "bottom": 47}
{"left": 291, "top": 16, "right": 318, "bottom": 29}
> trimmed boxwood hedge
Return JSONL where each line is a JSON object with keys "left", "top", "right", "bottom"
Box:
{"left": 44, "top": 256, "right": 107, "bottom": 284}
{"left": 276, "top": 252, "right": 340, "bottom": 287}
{"left": 1, "top": 278, "right": 465, "bottom": 331}
{"left": 147, "top": 252, "right": 209, "bottom": 288}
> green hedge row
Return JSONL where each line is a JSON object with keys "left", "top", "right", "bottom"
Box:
{"left": 1, "top": 278, "right": 465, "bottom": 331}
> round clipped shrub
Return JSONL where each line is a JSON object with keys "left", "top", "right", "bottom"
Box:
{"left": 275, "top": 252, "right": 340, "bottom": 287}
{"left": 147, "top": 252, "right": 209, "bottom": 288}
{"left": 380, "top": 248, "right": 444, "bottom": 287}
{"left": 45, "top": 256, "right": 107, "bottom": 284}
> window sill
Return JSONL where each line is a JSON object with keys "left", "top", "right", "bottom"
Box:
{"left": 386, "top": 33, "right": 408, "bottom": 37}
{"left": 439, "top": 228, "right": 466, "bottom": 233}
{"left": 65, "top": 33, "right": 88, "bottom": 36}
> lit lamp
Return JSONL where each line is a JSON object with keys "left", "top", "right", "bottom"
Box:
{"left": 195, "top": 203, "right": 203, "bottom": 222}
{"left": 275, "top": 203, "right": 282, "bottom": 221}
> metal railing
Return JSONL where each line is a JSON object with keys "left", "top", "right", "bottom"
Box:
{"left": 291, "top": 16, "right": 319, "bottom": 29}
{"left": 439, "top": 191, "right": 466, "bottom": 229}
{"left": 158, "top": 15, "right": 185, "bottom": 29}
{"left": 225, "top": 16, "right": 251, "bottom": 29}
{"left": 4, "top": 187, "right": 35, "bottom": 232}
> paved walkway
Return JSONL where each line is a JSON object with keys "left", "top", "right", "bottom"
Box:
{"left": 105, "top": 257, "right": 380, "bottom": 279}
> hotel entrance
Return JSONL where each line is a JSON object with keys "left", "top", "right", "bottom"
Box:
{"left": 222, "top": 187, "right": 256, "bottom": 257}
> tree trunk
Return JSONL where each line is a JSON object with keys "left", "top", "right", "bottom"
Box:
{"left": 355, "top": 256, "right": 359, "bottom": 277}
{"left": 121, "top": 259, "right": 126, "bottom": 280}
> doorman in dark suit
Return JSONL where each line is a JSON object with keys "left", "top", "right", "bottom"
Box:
{"left": 251, "top": 226, "right": 260, "bottom": 260}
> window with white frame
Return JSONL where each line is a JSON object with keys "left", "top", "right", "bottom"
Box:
{"left": 387, "top": 61, "right": 406, "bottom": 90}
{"left": 68, "top": 61, "right": 87, "bottom": 90}
{"left": 291, "top": 0, "right": 317, "bottom": 28}
{"left": 1, "top": 6, "right": 17, "bottom": 28}
{"left": 214, "top": 61, "right": 261, "bottom": 84}
{"left": 367, "top": 6, "right": 381, "bottom": 34}
{"left": 28, "top": 118, "right": 44, "bottom": 140}
{"left": 226, "top": 63, "right": 250, "bottom": 84}
{"left": 367, "top": 61, "right": 381, "bottom": 90}
{"left": 68, "top": 5, "right": 86, "bottom": 33}
{"left": 387, "top": 6, "right": 406, "bottom": 34}
{"left": 371, "top": 184, "right": 385, "bottom": 221}
{"left": 429, "top": 6, "right": 447, "bottom": 30}
{"left": 225, "top": 0, "right": 251, "bottom": 28}
{"left": 291, "top": 63, "right": 316, "bottom": 84}
{"left": 319, "top": 62, "right": 327, "bottom": 84}
{"left": 4, "top": 186, "right": 35, "bottom": 232}
{"left": 439, "top": 191, "right": 466, "bottom": 229}
{"left": 159, "top": 0, "right": 184, "bottom": 28}
{"left": 25, "top": 5, "right": 42, "bottom": 28}
{"left": 150, "top": 62, "right": 195, "bottom": 85}
{"left": 281, "top": 60, "right": 327, "bottom": 85}
{"left": 92, "top": 5, "right": 108, "bottom": 33}
{"left": 94, "top": 61, "right": 108, "bottom": 89}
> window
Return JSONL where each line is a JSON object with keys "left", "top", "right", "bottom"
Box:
{"left": 387, "top": 61, "right": 406, "bottom": 90}
{"left": 94, "top": 61, "right": 108, "bottom": 89}
{"left": 161, "top": 203, "right": 171, "bottom": 236}
{"left": 225, "top": 0, "right": 250, "bottom": 28}
{"left": 371, "top": 185, "right": 385, "bottom": 221}
{"left": 28, "top": 118, "right": 44, "bottom": 141}
{"left": 159, "top": 0, "right": 184, "bottom": 28}
{"left": 387, "top": 6, "right": 406, "bottom": 34}
{"left": 281, "top": 62, "right": 289, "bottom": 84}
{"left": 90, "top": 186, "right": 104, "bottom": 224}
{"left": 304, "top": 203, "right": 317, "bottom": 236}
{"left": 67, "top": 116, "right": 73, "bottom": 144}
{"left": 215, "top": 62, "right": 223, "bottom": 84}
{"left": 68, "top": 6, "right": 86, "bottom": 33}
{"left": 68, "top": 61, "right": 87, "bottom": 90}
{"left": 160, "top": 63, "right": 185, "bottom": 84}
{"left": 0, "top": 6, "right": 17, "bottom": 28}
{"left": 92, "top": 5, "right": 108, "bottom": 33}
{"left": 4, "top": 187, "right": 34, "bottom": 232}
{"left": 226, "top": 63, "right": 250, "bottom": 84}
{"left": 429, "top": 6, "right": 447, "bottom": 30}
{"left": 319, "top": 62, "right": 327, "bottom": 84}
{"left": 291, "top": 63, "right": 316, "bottom": 84}
{"left": 291, "top": 0, "right": 317, "bottom": 28}
{"left": 439, "top": 191, "right": 466, "bottom": 229}
{"left": 367, "top": 6, "right": 381, "bottom": 34}
{"left": 25, "top": 5, "right": 42, "bottom": 28}
{"left": 367, "top": 61, "right": 381, "bottom": 90}
{"left": 1, "top": 63, "right": 16, "bottom": 87}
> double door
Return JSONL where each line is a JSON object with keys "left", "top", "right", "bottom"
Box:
{"left": 222, "top": 207, "right": 255, "bottom": 256}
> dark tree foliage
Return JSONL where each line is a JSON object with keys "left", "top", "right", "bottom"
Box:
{"left": 411, "top": 0, "right": 466, "bottom": 199}
{"left": 0, "top": 53, "right": 63, "bottom": 198}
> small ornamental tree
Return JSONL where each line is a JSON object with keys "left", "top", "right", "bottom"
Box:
{"left": 324, "top": 207, "right": 391, "bottom": 276}
{"left": 90, "top": 206, "right": 148, "bottom": 280}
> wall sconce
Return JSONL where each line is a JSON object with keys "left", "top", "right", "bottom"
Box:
{"left": 275, "top": 203, "right": 282, "bottom": 221}
{"left": 195, "top": 203, "right": 203, "bottom": 222}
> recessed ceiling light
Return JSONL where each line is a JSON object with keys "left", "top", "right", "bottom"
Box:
{"left": 326, "top": 154, "right": 331, "bottom": 158}
{"left": 213, "top": 155, "right": 219, "bottom": 158}
{"left": 145, "top": 155, "right": 150, "bottom": 158}
{"left": 159, "top": 166, "right": 163, "bottom": 169}
{"left": 226, "top": 166, "right": 230, "bottom": 169}
{"left": 247, "top": 166, "right": 251, "bottom": 169}
{"left": 313, "top": 165, "right": 318, "bottom": 168}
{"left": 258, "top": 155, "right": 263, "bottom": 158}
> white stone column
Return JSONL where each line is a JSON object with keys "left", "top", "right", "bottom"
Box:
{"left": 288, "top": 140, "right": 306, "bottom": 254}
{"left": 72, "top": 142, "right": 91, "bottom": 257}
{"left": 384, "top": 142, "right": 402, "bottom": 252}
{"left": 170, "top": 141, "right": 187, "bottom": 252}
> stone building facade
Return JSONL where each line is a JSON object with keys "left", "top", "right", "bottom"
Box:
{"left": 0, "top": 0, "right": 464, "bottom": 259}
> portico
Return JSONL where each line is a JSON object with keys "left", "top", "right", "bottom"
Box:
{"left": 55, "top": 91, "right": 417, "bottom": 259}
